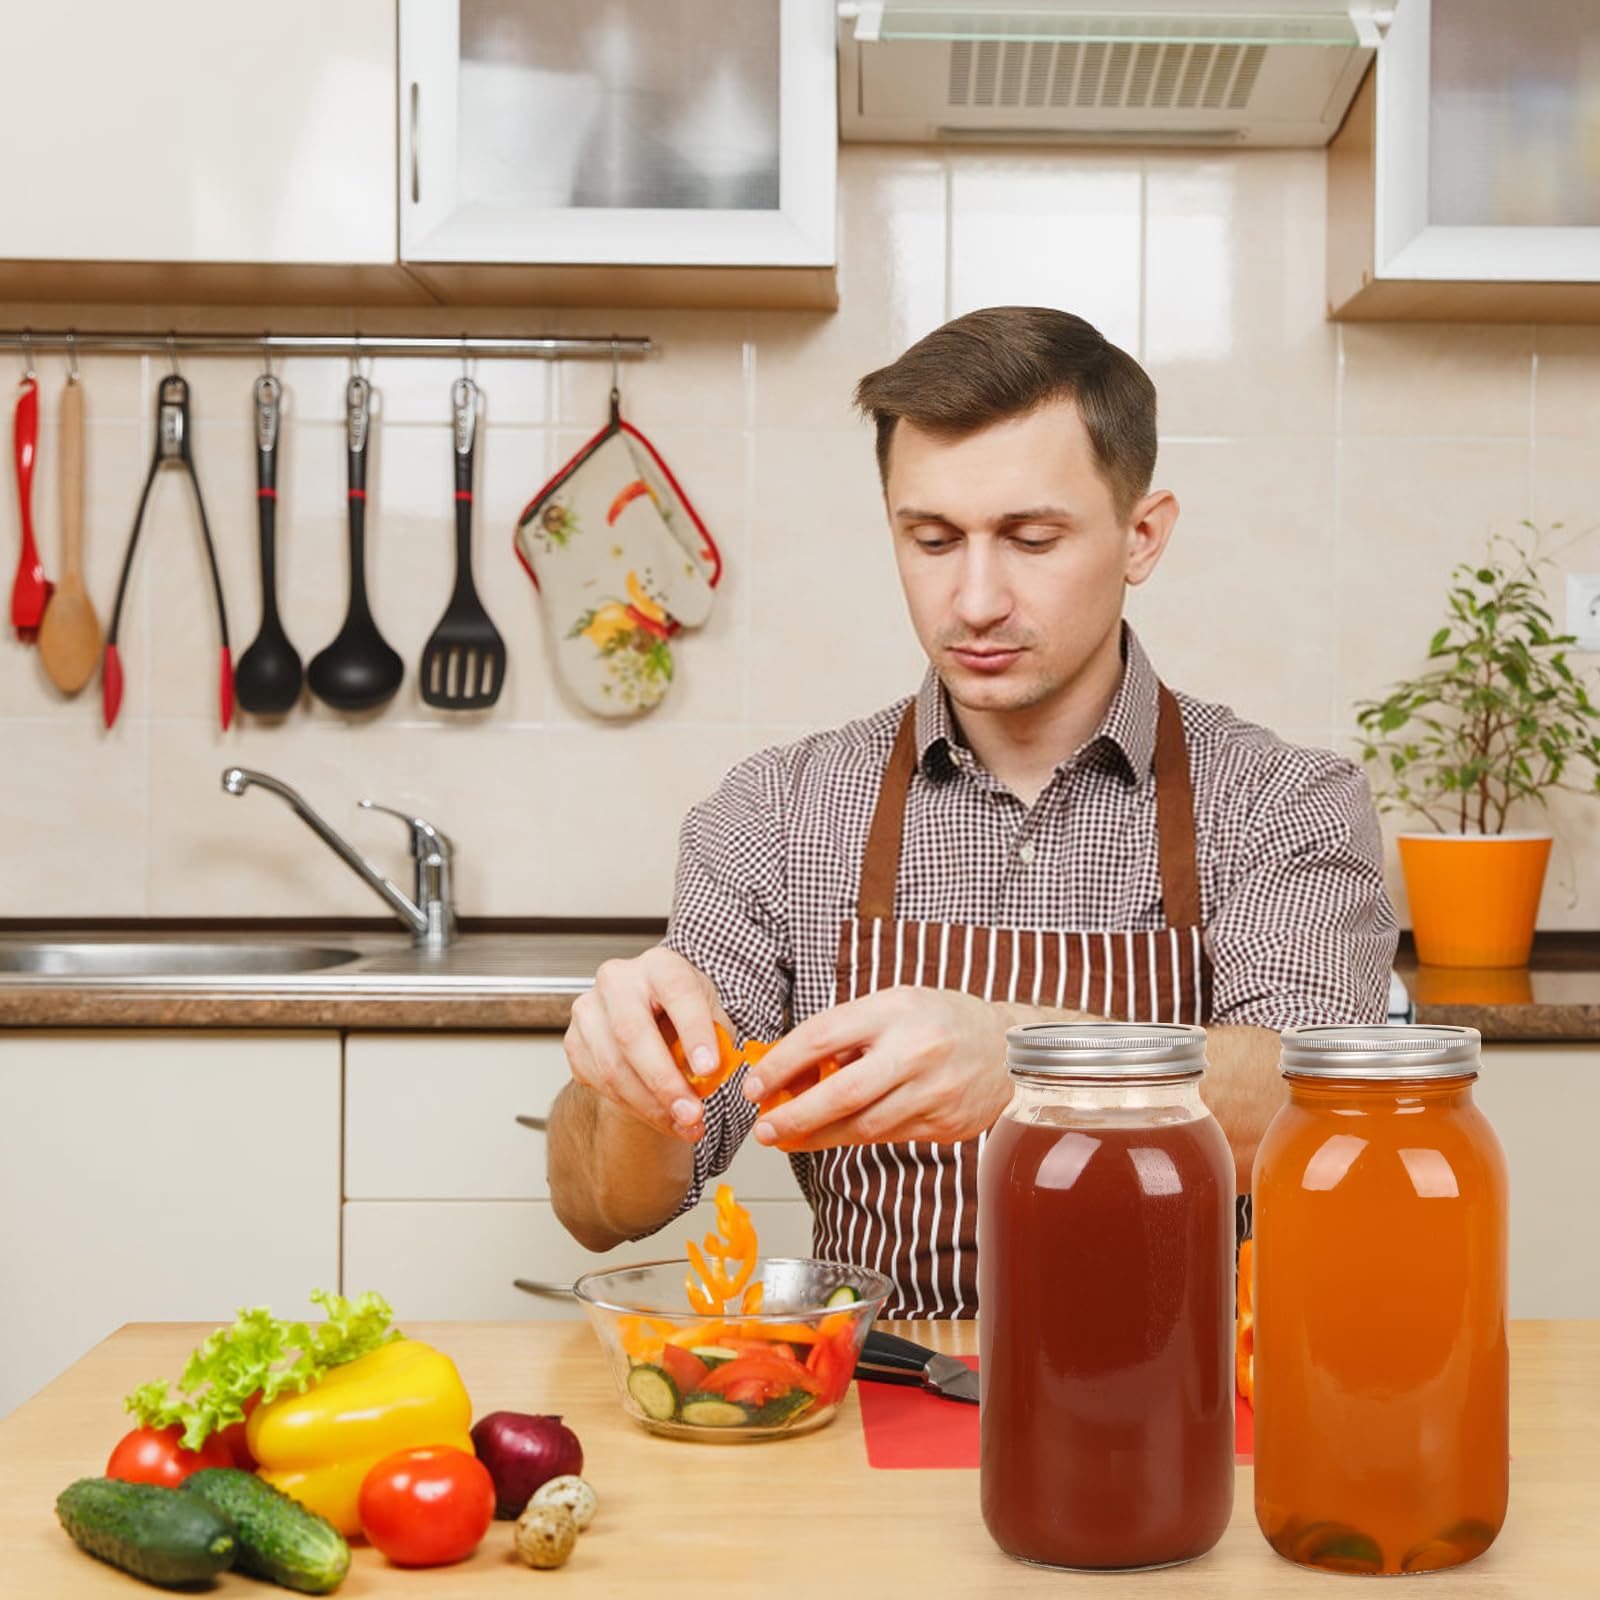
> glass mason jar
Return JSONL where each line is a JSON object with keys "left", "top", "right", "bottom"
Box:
{"left": 1252, "top": 1025, "right": 1509, "bottom": 1576}
{"left": 978, "top": 1023, "right": 1235, "bottom": 1571}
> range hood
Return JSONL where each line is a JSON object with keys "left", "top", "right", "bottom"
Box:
{"left": 838, "top": 1, "right": 1392, "bottom": 147}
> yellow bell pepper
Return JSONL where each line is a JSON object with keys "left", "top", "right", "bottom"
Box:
{"left": 245, "top": 1339, "right": 473, "bottom": 1536}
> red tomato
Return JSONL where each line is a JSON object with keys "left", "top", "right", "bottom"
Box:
{"left": 660, "top": 1343, "right": 709, "bottom": 1396}
{"left": 218, "top": 1392, "right": 263, "bottom": 1470}
{"left": 359, "top": 1447, "right": 495, "bottom": 1568}
{"left": 106, "top": 1424, "right": 235, "bottom": 1487}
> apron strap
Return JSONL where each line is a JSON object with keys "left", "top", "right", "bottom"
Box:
{"left": 1153, "top": 682, "right": 1202, "bottom": 930}
{"left": 857, "top": 680, "right": 1203, "bottom": 930}
{"left": 857, "top": 702, "right": 920, "bottom": 922}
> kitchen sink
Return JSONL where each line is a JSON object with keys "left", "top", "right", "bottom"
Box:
{"left": 0, "top": 942, "right": 362, "bottom": 978}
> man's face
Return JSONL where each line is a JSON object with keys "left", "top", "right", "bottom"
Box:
{"left": 884, "top": 399, "right": 1172, "bottom": 718}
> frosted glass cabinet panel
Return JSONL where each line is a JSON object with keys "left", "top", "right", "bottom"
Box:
{"left": 400, "top": 0, "right": 836, "bottom": 268}
{"left": 1375, "top": 0, "right": 1600, "bottom": 283}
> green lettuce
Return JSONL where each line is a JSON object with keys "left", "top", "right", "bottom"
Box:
{"left": 125, "top": 1289, "right": 401, "bottom": 1451}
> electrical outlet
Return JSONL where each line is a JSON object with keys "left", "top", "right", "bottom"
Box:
{"left": 1567, "top": 574, "right": 1600, "bottom": 653}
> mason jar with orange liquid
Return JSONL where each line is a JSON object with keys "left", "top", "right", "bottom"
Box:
{"left": 1252, "top": 1025, "right": 1508, "bottom": 1576}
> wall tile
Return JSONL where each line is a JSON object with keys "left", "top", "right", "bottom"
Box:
{"left": 747, "top": 427, "right": 926, "bottom": 727}
{"left": 1534, "top": 327, "right": 1600, "bottom": 439}
{"left": 1144, "top": 151, "right": 1335, "bottom": 436}
{"left": 1125, "top": 436, "right": 1337, "bottom": 733}
{"left": 948, "top": 153, "right": 1142, "bottom": 354}
{"left": 556, "top": 309, "right": 749, "bottom": 431}
{"left": 751, "top": 148, "right": 947, "bottom": 431}
{"left": 1341, "top": 324, "right": 1534, "bottom": 438}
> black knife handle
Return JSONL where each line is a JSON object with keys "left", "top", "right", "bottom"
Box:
{"left": 854, "top": 1328, "right": 938, "bottom": 1386}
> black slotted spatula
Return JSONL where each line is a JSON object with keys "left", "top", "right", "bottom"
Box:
{"left": 421, "top": 376, "right": 505, "bottom": 709}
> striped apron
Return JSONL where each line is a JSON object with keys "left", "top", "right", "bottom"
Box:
{"left": 792, "top": 682, "right": 1218, "bottom": 1319}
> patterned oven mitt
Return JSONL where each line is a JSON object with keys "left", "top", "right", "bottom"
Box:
{"left": 515, "top": 401, "right": 721, "bottom": 716}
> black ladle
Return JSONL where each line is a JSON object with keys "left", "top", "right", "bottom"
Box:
{"left": 233, "top": 374, "right": 303, "bottom": 714}
{"left": 307, "top": 374, "right": 403, "bottom": 712}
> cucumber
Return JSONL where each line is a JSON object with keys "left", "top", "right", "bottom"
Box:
{"left": 824, "top": 1285, "right": 861, "bottom": 1307}
{"left": 679, "top": 1396, "right": 754, "bottom": 1427}
{"left": 689, "top": 1345, "right": 739, "bottom": 1367}
{"left": 183, "top": 1468, "right": 350, "bottom": 1594}
{"left": 754, "top": 1389, "right": 817, "bottom": 1428}
{"left": 627, "top": 1362, "right": 680, "bottom": 1421}
{"left": 56, "top": 1477, "right": 236, "bottom": 1588}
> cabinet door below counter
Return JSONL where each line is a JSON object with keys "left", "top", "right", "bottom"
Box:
{"left": 0, "top": 1031, "right": 341, "bottom": 1421}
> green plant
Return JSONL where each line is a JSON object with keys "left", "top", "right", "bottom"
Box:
{"left": 1355, "top": 524, "right": 1600, "bottom": 834}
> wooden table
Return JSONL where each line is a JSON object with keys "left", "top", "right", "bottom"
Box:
{"left": 3, "top": 1320, "right": 1595, "bottom": 1597}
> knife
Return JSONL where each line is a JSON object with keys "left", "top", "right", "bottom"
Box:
{"left": 854, "top": 1329, "right": 979, "bottom": 1405}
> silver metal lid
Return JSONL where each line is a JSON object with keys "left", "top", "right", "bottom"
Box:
{"left": 1280, "top": 1024, "right": 1480, "bottom": 1080}
{"left": 1005, "top": 1022, "right": 1207, "bottom": 1079}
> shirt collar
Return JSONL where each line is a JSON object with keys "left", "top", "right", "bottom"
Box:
{"left": 913, "top": 622, "right": 1160, "bottom": 786}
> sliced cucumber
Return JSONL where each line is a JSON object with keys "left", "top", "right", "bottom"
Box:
{"left": 754, "top": 1389, "right": 817, "bottom": 1428}
{"left": 689, "top": 1345, "right": 739, "bottom": 1367}
{"left": 824, "top": 1284, "right": 861, "bottom": 1307}
{"left": 626, "top": 1363, "right": 680, "bottom": 1421}
{"left": 679, "top": 1396, "right": 755, "bottom": 1427}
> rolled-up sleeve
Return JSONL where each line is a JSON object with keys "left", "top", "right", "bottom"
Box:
{"left": 657, "top": 748, "right": 793, "bottom": 1221}
{"left": 1206, "top": 750, "right": 1398, "bottom": 1029}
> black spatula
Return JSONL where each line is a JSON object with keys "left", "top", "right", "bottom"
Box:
{"left": 420, "top": 376, "right": 505, "bottom": 710}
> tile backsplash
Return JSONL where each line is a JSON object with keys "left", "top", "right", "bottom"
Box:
{"left": 3, "top": 147, "right": 1598, "bottom": 927}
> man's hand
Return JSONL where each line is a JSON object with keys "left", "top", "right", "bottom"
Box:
{"left": 564, "top": 948, "right": 732, "bottom": 1143}
{"left": 740, "top": 986, "right": 1012, "bottom": 1151}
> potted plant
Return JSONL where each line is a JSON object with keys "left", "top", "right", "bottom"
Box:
{"left": 1355, "top": 525, "right": 1600, "bottom": 968}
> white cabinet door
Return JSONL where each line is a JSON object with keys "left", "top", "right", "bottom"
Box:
{"left": 399, "top": 0, "right": 835, "bottom": 268}
{"left": 0, "top": 1031, "right": 342, "bottom": 1420}
{"left": 344, "top": 1198, "right": 817, "bottom": 1321}
{"left": 1373, "top": 0, "right": 1600, "bottom": 283}
{"left": 344, "top": 1032, "right": 804, "bottom": 1202}
{"left": 0, "top": 3, "right": 396, "bottom": 265}
{"left": 1477, "top": 1044, "right": 1600, "bottom": 1318}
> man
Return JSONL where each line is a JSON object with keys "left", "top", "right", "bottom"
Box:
{"left": 549, "top": 306, "right": 1397, "bottom": 1317}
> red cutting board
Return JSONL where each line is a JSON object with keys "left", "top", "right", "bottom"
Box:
{"left": 857, "top": 1358, "right": 1255, "bottom": 1468}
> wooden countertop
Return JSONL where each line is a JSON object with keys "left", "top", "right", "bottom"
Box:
{"left": 3, "top": 1320, "right": 1596, "bottom": 1597}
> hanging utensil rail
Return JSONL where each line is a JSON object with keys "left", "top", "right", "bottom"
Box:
{"left": 0, "top": 330, "right": 651, "bottom": 360}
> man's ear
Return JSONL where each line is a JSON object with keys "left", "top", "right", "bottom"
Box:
{"left": 1125, "top": 490, "right": 1178, "bottom": 588}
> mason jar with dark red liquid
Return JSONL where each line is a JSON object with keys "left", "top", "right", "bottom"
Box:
{"left": 978, "top": 1023, "right": 1235, "bottom": 1571}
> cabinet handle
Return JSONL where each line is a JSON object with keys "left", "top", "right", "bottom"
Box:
{"left": 515, "top": 1114, "right": 548, "bottom": 1132}
{"left": 409, "top": 81, "right": 421, "bottom": 204}
{"left": 513, "top": 1277, "right": 576, "bottom": 1299}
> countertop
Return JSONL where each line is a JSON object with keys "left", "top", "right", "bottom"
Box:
{"left": 0, "top": 929, "right": 658, "bottom": 1030}
{"left": 2, "top": 1319, "right": 1594, "bottom": 1596}
{"left": 1399, "top": 933, "right": 1600, "bottom": 1041}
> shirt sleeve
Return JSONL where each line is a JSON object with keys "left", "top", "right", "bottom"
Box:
{"left": 651, "top": 747, "right": 793, "bottom": 1229}
{"left": 1206, "top": 749, "right": 1399, "bottom": 1030}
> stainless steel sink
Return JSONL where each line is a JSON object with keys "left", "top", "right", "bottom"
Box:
{"left": 0, "top": 942, "right": 361, "bottom": 978}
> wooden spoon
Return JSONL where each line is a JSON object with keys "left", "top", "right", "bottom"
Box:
{"left": 37, "top": 375, "right": 102, "bottom": 694}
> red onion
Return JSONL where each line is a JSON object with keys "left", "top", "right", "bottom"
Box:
{"left": 470, "top": 1412, "right": 585, "bottom": 1520}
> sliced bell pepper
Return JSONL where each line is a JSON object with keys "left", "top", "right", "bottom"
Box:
{"left": 246, "top": 1339, "right": 473, "bottom": 1537}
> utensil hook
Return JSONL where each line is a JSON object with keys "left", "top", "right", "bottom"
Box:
{"left": 609, "top": 336, "right": 621, "bottom": 424}
{"left": 260, "top": 332, "right": 273, "bottom": 379}
{"left": 65, "top": 329, "right": 80, "bottom": 383}
{"left": 20, "top": 327, "right": 34, "bottom": 380}
{"left": 166, "top": 331, "right": 180, "bottom": 376}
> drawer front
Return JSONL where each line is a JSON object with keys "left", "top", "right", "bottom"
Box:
{"left": 344, "top": 1032, "right": 802, "bottom": 1201}
{"left": 342, "top": 1199, "right": 817, "bottom": 1321}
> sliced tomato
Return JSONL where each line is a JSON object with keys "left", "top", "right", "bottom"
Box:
{"left": 701, "top": 1353, "right": 821, "bottom": 1397}
{"left": 723, "top": 1377, "right": 772, "bottom": 1408}
{"left": 660, "top": 1342, "right": 710, "bottom": 1396}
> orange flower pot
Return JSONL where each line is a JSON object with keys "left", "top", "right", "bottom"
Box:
{"left": 1397, "top": 832, "right": 1552, "bottom": 969}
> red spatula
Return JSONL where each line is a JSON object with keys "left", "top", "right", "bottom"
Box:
{"left": 10, "top": 375, "right": 54, "bottom": 640}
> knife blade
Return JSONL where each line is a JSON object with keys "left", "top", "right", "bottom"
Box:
{"left": 854, "top": 1328, "right": 979, "bottom": 1404}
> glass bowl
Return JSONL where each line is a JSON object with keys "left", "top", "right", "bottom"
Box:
{"left": 574, "top": 1257, "right": 892, "bottom": 1442}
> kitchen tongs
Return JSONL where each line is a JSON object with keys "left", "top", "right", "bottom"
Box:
{"left": 103, "top": 373, "right": 233, "bottom": 730}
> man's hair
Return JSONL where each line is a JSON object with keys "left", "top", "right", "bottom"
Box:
{"left": 853, "top": 306, "right": 1157, "bottom": 520}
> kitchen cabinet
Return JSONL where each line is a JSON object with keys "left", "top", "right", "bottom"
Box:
{"left": 0, "top": 1031, "right": 341, "bottom": 1421}
{"left": 1328, "top": 0, "right": 1600, "bottom": 321}
{"left": 343, "top": 1032, "right": 813, "bottom": 1319}
{"left": 0, "top": 1, "right": 420, "bottom": 306}
{"left": 1476, "top": 1043, "right": 1600, "bottom": 1318}
{"left": 397, "top": 0, "right": 838, "bottom": 308}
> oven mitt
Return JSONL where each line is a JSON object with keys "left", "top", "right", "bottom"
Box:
{"left": 515, "top": 409, "right": 721, "bottom": 717}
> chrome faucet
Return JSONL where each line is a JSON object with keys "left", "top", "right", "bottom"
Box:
{"left": 221, "top": 768, "right": 457, "bottom": 950}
